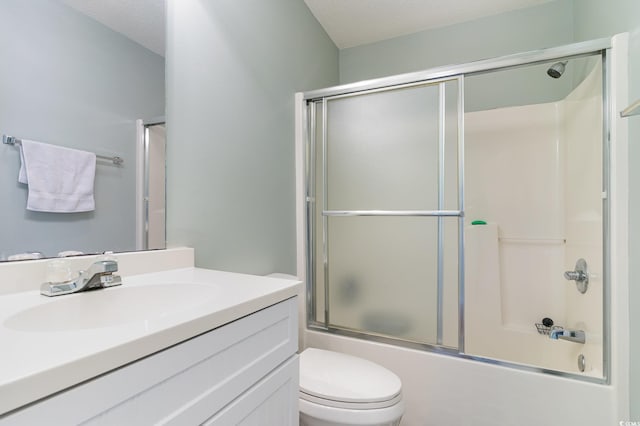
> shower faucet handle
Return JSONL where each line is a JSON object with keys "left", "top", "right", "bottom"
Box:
{"left": 564, "top": 270, "right": 587, "bottom": 281}
{"left": 564, "top": 258, "right": 589, "bottom": 294}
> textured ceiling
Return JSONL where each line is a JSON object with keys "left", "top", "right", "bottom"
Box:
{"left": 62, "top": 0, "right": 165, "bottom": 56}
{"left": 304, "top": 0, "right": 555, "bottom": 49}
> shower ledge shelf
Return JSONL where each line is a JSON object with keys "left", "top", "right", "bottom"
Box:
{"left": 620, "top": 99, "right": 640, "bottom": 117}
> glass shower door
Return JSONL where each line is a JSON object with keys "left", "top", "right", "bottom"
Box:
{"left": 304, "top": 43, "right": 610, "bottom": 381}
{"left": 308, "top": 78, "right": 462, "bottom": 348}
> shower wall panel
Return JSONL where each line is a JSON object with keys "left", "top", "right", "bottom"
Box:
{"left": 464, "top": 63, "right": 603, "bottom": 375}
{"left": 465, "top": 101, "right": 566, "bottom": 324}
{"left": 464, "top": 102, "right": 571, "bottom": 371}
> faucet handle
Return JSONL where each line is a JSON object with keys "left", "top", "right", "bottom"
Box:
{"left": 96, "top": 259, "right": 118, "bottom": 273}
{"left": 40, "top": 258, "right": 121, "bottom": 296}
{"left": 85, "top": 259, "right": 118, "bottom": 276}
{"left": 564, "top": 258, "right": 589, "bottom": 294}
{"left": 88, "top": 259, "right": 120, "bottom": 287}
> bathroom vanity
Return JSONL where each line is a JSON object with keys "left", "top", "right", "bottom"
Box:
{"left": 0, "top": 266, "right": 301, "bottom": 425}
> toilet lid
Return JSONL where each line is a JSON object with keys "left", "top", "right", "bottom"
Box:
{"left": 299, "top": 348, "right": 402, "bottom": 404}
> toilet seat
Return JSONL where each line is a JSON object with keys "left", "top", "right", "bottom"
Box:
{"left": 299, "top": 348, "right": 402, "bottom": 409}
{"left": 299, "top": 397, "right": 405, "bottom": 425}
{"left": 300, "top": 389, "right": 403, "bottom": 410}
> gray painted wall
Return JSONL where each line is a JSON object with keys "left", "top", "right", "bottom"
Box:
{"left": 338, "top": 0, "right": 576, "bottom": 112}
{"left": 165, "top": 0, "right": 338, "bottom": 274}
{"left": 0, "top": 0, "right": 165, "bottom": 259}
{"left": 339, "top": 0, "right": 574, "bottom": 84}
{"left": 572, "top": 0, "right": 640, "bottom": 418}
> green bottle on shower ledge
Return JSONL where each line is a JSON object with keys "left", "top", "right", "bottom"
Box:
{"left": 471, "top": 220, "right": 487, "bottom": 225}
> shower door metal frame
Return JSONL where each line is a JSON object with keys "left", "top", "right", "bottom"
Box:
{"left": 309, "top": 75, "right": 464, "bottom": 352}
{"left": 320, "top": 75, "right": 464, "bottom": 350}
{"left": 303, "top": 36, "right": 612, "bottom": 385}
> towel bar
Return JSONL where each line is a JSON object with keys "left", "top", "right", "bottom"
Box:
{"left": 2, "top": 134, "right": 123, "bottom": 166}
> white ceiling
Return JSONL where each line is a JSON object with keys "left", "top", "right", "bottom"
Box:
{"left": 61, "top": 0, "right": 165, "bottom": 56}
{"left": 59, "top": 0, "right": 556, "bottom": 55}
{"left": 303, "top": 0, "right": 555, "bottom": 49}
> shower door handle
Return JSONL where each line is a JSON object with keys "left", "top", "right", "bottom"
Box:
{"left": 564, "top": 258, "right": 589, "bottom": 294}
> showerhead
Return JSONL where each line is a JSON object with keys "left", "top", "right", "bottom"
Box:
{"left": 547, "top": 61, "right": 568, "bottom": 79}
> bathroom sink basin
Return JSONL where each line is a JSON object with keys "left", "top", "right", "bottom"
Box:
{"left": 3, "top": 283, "right": 219, "bottom": 332}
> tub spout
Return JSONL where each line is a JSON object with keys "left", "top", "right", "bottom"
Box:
{"left": 549, "top": 329, "right": 585, "bottom": 344}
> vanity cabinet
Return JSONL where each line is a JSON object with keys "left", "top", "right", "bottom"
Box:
{"left": 1, "top": 297, "right": 299, "bottom": 425}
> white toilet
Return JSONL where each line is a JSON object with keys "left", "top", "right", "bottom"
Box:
{"left": 264, "top": 274, "right": 404, "bottom": 425}
{"left": 299, "top": 348, "right": 405, "bottom": 426}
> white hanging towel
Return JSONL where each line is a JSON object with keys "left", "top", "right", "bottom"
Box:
{"left": 18, "top": 140, "right": 96, "bottom": 212}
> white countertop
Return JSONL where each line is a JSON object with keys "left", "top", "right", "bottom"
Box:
{"left": 0, "top": 267, "right": 302, "bottom": 416}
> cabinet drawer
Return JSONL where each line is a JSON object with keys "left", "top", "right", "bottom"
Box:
{"left": 2, "top": 297, "right": 298, "bottom": 425}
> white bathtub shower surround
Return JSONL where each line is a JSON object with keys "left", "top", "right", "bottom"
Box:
{"left": 465, "top": 224, "right": 594, "bottom": 374}
{"left": 465, "top": 101, "right": 568, "bottom": 350}
{"left": 0, "top": 262, "right": 302, "bottom": 420}
{"left": 306, "top": 330, "right": 615, "bottom": 426}
{"left": 464, "top": 61, "right": 604, "bottom": 374}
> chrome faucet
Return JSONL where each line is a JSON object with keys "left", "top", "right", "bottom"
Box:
{"left": 549, "top": 328, "right": 585, "bottom": 344}
{"left": 40, "top": 260, "right": 122, "bottom": 297}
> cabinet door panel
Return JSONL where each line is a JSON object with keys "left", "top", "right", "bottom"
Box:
{"left": 202, "top": 356, "right": 299, "bottom": 426}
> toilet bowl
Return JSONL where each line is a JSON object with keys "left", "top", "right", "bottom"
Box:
{"left": 299, "top": 348, "right": 405, "bottom": 426}
{"left": 263, "top": 275, "right": 405, "bottom": 425}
